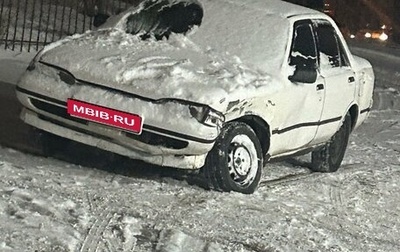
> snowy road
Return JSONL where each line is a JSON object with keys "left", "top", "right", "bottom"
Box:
{"left": 0, "top": 44, "right": 400, "bottom": 251}
{"left": 1, "top": 105, "right": 399, "bottom": 251}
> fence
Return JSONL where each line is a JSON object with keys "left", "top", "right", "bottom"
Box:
{"left": 0, "top": 0, "right": 138, "bottom": 52}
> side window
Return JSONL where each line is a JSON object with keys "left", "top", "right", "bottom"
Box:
{"left": 289, "top": 21, "right": 318, "bottom": 71}
{"left": 315, "top": 22, "right": 350, "bottom": 68}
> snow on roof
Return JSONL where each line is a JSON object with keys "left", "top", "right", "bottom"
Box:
{"left": 190, "top": 0, "right": 320, "bottom": 72}
{"left": 216, "top": 0, "right": 319, "bottom": 17}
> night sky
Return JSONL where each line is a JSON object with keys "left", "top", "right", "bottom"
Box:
{"left": 284, "top": 0, "right": 400, "bottom": 43}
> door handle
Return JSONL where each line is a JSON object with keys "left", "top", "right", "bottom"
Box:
{"left": 348, "top": 76, "right": 355, "bottom": 83}
{"left": 316, "top": 84, "right": 324, "bottom": 91}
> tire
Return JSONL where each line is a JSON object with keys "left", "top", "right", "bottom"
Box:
{"left": 311, "top": 114, "right": 351, "bottom": 172}
{"left": 203, "top": 122, "right": 263, "bottom": 194}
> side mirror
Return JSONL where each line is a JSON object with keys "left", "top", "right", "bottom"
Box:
{"left": 289, "top": 66, "right": 317, "bottom": 83}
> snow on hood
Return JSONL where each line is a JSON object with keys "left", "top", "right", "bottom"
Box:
{"left": 37, "top": 0, "right": 312, "bottom": 110}
{"left": 39, "top": 29, "right": 276, "bottom": 111}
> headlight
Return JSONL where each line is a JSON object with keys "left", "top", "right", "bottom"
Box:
{"left": 189, "top": 105, "right": 225, "bottom": 128}
{"left": 27, "top": 48, "right": 45, "bottom": 71}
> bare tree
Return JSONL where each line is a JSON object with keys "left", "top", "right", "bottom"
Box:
{"left": 0, "top": 16, "right": 4, "bottom": 38}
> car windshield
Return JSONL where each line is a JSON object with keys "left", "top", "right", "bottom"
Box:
{"left": 125, "top": 0, "right": 203, "bottom": 40}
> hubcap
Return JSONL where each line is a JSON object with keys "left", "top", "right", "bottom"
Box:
{"left": 232, "top": 146, "right": 252, "bottom": 176}
{"left": 227, "top": 135, "right": 259, "bottom": 187}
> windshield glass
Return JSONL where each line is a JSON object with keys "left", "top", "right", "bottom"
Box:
{"left": 125, "top": 0, "right": 203, "bottom": 40}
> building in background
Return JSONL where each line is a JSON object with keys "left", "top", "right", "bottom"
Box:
{"left": 323, "top": 0, "right": 335, "bottom": 17}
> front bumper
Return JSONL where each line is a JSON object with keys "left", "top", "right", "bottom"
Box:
{"left": 16, "top": 64, "right": 220, "bottom": 169}
{"left": 20, "top": 108, "right": 208, "bottom": 169}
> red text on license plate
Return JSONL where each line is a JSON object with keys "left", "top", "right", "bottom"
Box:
{"left": 67, "top": 99, "right": 143, "bottom": 134}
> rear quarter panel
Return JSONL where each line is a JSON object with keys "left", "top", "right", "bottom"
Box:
{"left": 352, "top": 56, "right": 375, "bottom": 129}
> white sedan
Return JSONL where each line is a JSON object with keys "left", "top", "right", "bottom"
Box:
{"left": 16, "top": 0, "right": 374, "bottom": 194}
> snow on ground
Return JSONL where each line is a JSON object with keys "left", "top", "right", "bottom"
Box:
{"left": 0, "top": 109, "right": 399, "bottom": 252}
{"left": 0, "top": 50, "right": 34, "bottom": 84}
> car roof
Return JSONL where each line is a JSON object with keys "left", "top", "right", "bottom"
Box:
{"left": 214, "top": 0, "right": 319, "bottom": 18}
{"left": 189, "top": 0, "right": 323, "bottom": 72}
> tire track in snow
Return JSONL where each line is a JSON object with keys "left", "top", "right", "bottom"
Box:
{"left": 326, "top": 164, "right": 400, "bottom": 249}
{"left": 80, "top": 207, "right": 115, "bottom": 252}
{"left": 80, "top": 191, "right": 127, "bottom": 252}
{"left": 328, "top": 164, "right": 366, "bottom": 213}
{"left": 328, "top": 164, "right": 365, "bottom": 210}
{"left": 259, "top": 171, "right": 327, "bottom": 188}
{"left": 80, "top": 192, "right": 139, "bottom": 252}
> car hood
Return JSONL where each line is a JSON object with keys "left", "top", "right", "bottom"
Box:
{"left": 40, "top": 29, "right": 277, "bottom": 111}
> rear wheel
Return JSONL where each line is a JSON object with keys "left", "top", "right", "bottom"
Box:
{"left": 311, "top": 114, "right": 351, "bottom": 172}
{"left": 203, "top": 122, "right": 263, "bottom": 194}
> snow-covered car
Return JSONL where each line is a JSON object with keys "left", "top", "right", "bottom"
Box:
{"left": 16, "top": 0, "right": 374, "bottom": 194}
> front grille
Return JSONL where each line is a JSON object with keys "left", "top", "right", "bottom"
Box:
{"left": 38, "top": 114, "right": 113, "bottom": 142}
{"left": 31, "top": 98, "right": 189, "bottom": 150}
{"left": 30, "top": 98, "right": 87, "bottom": 125}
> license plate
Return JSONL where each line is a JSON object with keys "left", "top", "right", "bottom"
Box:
{"left": 67, "top": 99, "right": 143, "bottom": 134}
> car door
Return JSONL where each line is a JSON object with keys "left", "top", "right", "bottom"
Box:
{"left": 312, "top": 20, "right": 356, "bottom": 144}
{"left": 270, "top": 20, "right": 325, "bottom": 155}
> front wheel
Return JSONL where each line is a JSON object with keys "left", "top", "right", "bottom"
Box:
{"left": 311, "top": 114, "right": 351, "bottom": 172}
{"left": 203, "top": 122, "right": 263, "bottom": 194}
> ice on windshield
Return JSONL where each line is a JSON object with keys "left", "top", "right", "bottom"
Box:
{"left": 125, "top": 0, "right": 203, "bottom": 40}
{"left": 289, "top": 22, "right": 318, "bottom": 71}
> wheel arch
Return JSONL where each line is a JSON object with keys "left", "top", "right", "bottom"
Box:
{"left": 230, "top": 115, "right": 271, "bottom": 156}
{"left": 348, "top": 104, "right": 359, "bottom": 132}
